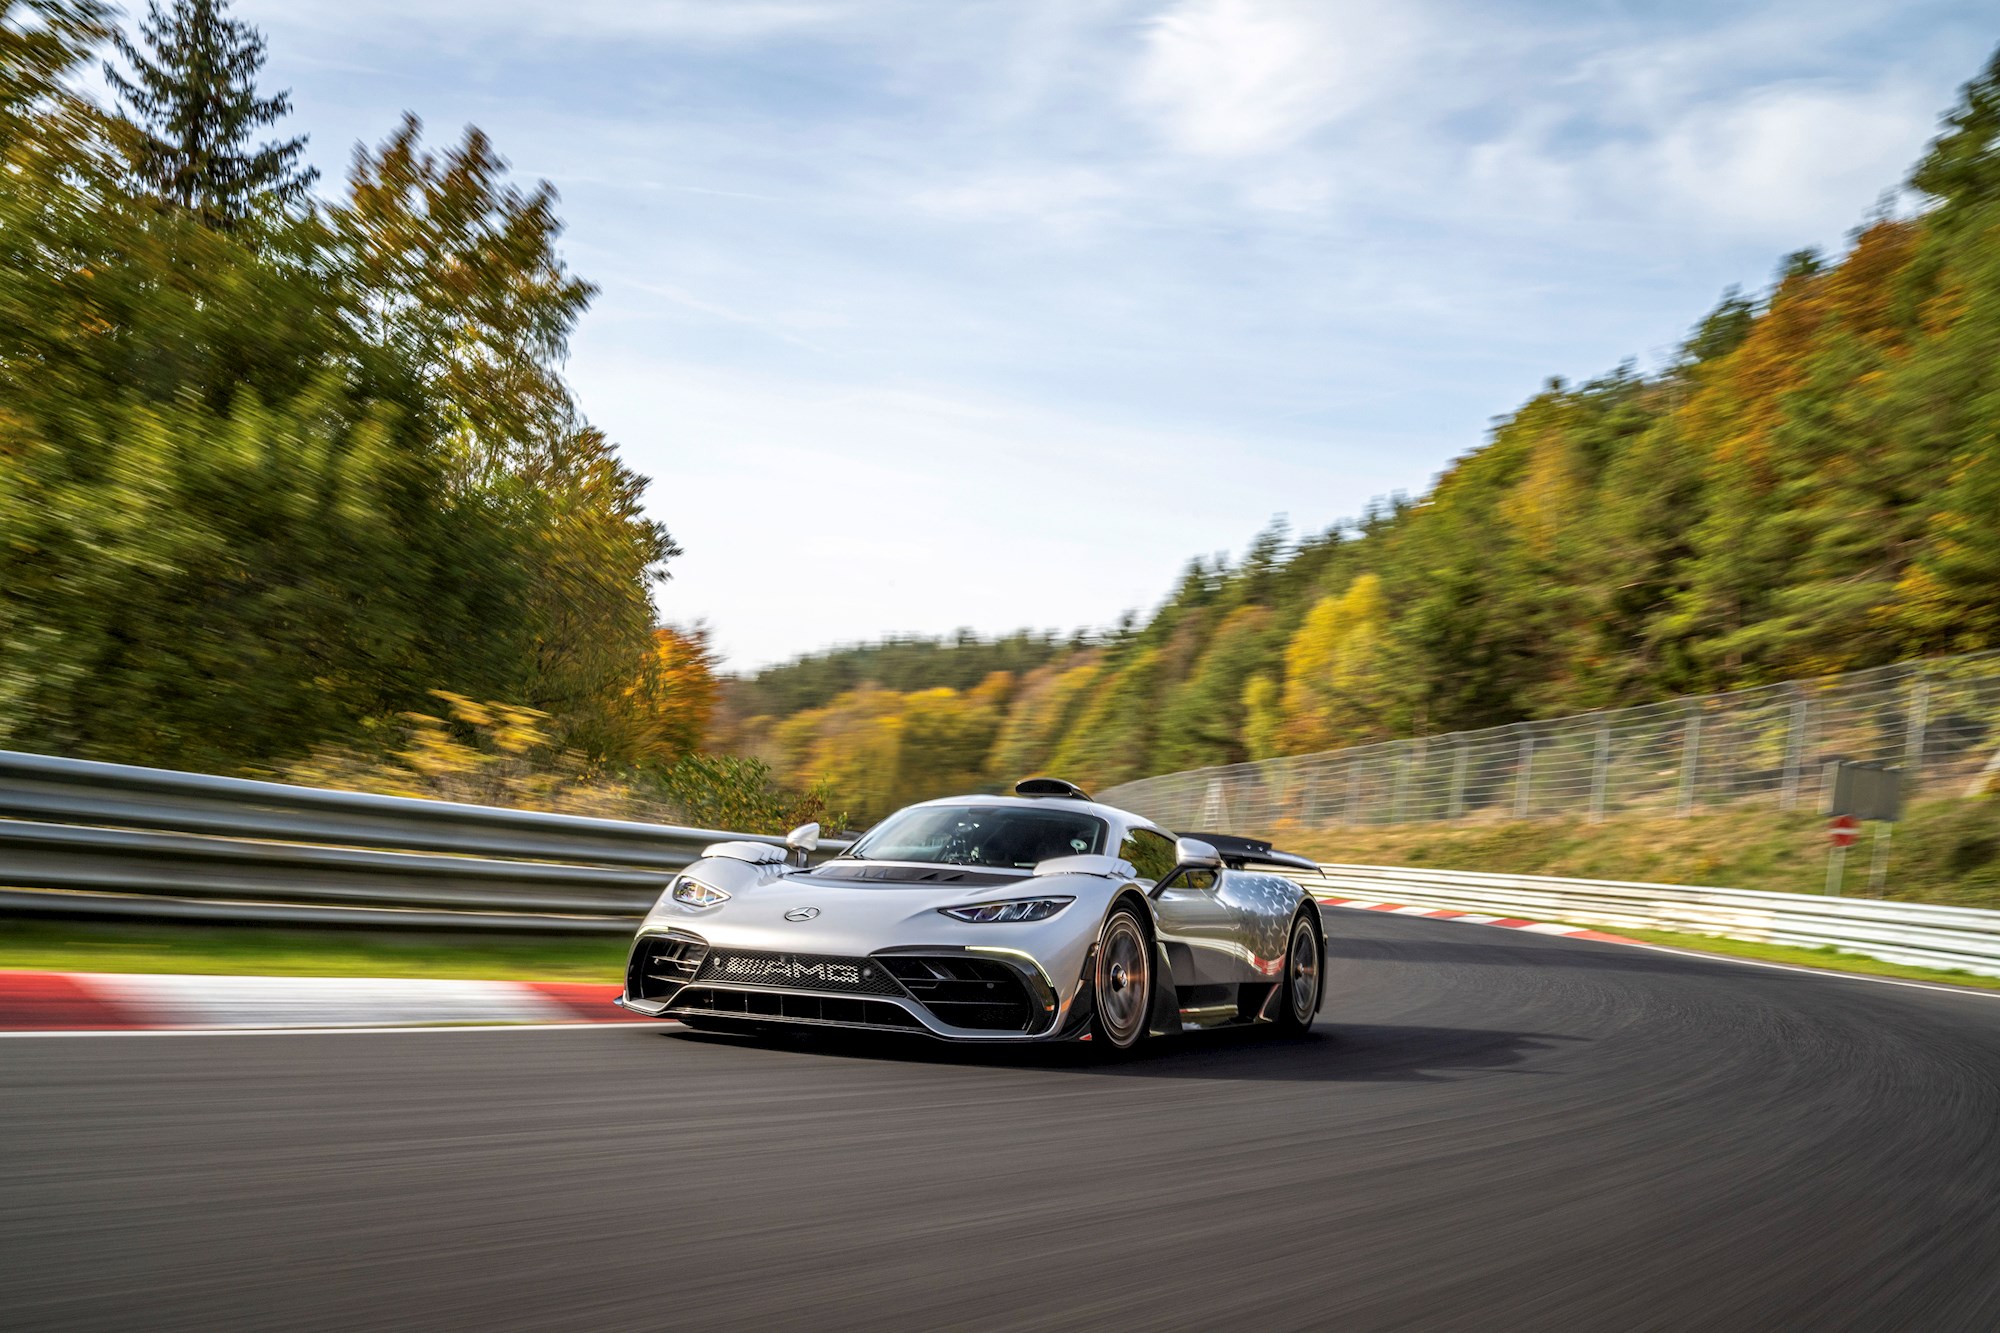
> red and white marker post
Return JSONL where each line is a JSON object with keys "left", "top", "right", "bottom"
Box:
{"left": 1826, "top": 814, "right": 1861, "bottom": 896}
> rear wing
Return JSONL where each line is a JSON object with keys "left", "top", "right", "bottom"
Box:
{"left": 1179, "top": 831, "right": 1324, "bottom": 876}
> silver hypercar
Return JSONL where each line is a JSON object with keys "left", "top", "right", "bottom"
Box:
{"left": 617, "top": 779, "right": 1327, "bottom": 1051}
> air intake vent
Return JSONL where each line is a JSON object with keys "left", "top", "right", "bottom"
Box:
{"left": 671, "top": 988, "right": 923, "bottom": 1030}
{"left": 879, "top": 955, "right": 1038, "bottom": 1032}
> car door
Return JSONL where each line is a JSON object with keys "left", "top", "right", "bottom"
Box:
{"left": 1149, "top": 863, "right": 1240, "bottom": 991}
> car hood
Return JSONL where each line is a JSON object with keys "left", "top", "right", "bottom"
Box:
{"left": 793, "top": 860, "right": 1030, "bottom": 889}
{"left": 641, "top": 855, "right": 1118, "bottom": 957}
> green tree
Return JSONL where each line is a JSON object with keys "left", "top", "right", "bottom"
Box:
{"left": 1047, "top": 647, "right": 1164, "bottom": 789}
{"left": 0, "top": 3, "right": 676, "bottom": 772}
{"left": 1912, "top": 47, "right": 2000, "bottom": 218}
{"left": 341, "top": 117, "right": 677, "bottom": 757}
{"left": 1151, "top": 605, "right": 1277, "bottom": 770}
{"left": 105, "top": 0, "right": 315, "bottom": 227}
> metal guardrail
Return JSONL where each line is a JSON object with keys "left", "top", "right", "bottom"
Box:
{"left": 1313, "top": 863, "right": 2000, "bottom": 979}
{"left": 0, "top": 750, "right": 849, "bottom": 933}
{"left": 6, "top": 747, "right": 1995, "bottom": 978}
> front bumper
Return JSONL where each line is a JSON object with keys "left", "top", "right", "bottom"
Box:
{"left": 623, "top": 930, "right": 1088, "bottom": 1042}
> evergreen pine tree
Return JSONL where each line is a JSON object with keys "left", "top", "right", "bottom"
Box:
{"left": 1912, "top": 47, "right": 2000, "bottom": 216}
{"left": 105, "top": 0, "right": 315, "bottom": 227}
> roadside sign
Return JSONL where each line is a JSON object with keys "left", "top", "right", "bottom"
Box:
{"left": 1820, "top": 765, "right": 1900, "bottom": 897}
{"left": 1823, "top": 761, "right": 1904, "bottom": 822}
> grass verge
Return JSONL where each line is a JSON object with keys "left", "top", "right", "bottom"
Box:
{"left": 1569, "top": 924, "right": 2000, "bottom": 991}
{"left": 1282, "top": 795, "right": 2000, "bottom": 911}
{"left": 0, "top": 920, "right": 627, "bottom": 982}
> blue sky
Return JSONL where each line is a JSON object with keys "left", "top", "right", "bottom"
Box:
{"left": 238, "top": 0, "right": 1992, "bottom": 670}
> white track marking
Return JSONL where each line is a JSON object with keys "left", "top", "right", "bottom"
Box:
{"left": 0, "top": 1021, "right": 679, "bottom": 1039}
{"left": 1582, "top": 939, "right": 2000, "bottom": 1002}
{"left": 83, "top": 972, "right": 575, "bottom": 1028}
{"left": 1320, "top": 898, "right": 2000, "bottom": 1002}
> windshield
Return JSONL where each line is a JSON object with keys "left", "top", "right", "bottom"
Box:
{"left": 847, "top": 804, "right": 1107, "bottom": 869}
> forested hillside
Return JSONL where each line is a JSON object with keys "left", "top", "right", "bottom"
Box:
{"left": 11, "top": 3, "right": 2000, "bottom": 837}
{"left": 733, "top": 48, "right": 2000, "bottom": 819}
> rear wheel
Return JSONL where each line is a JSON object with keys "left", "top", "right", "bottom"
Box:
{"left": 1093, "top": 905, "right": 1152, "bottom": 1051}
{"left": 1275, "top": 913, "right": 1322, "bottom": 1034}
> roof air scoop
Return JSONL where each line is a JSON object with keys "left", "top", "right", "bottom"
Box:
{"left": 1014, "top": 777, "right": 1092, "bottom": 801}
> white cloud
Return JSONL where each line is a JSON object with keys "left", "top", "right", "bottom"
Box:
{"left": 1127, "top": 0, "right": 1422, "bottom": 156}
{"left": 1639, "top": 82, "right": 1933, "bottom": 235}
{"left": 1464, "top": 73, "right": 1937, "bottom": 244}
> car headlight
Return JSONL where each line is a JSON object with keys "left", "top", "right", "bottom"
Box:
{"left": 671, "top": 875, "right": 731, "bottom": 908}
{"left": 940, "top": 897, "right": 1072, "bottom": 924}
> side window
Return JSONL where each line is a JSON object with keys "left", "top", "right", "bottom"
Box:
{"left": 1119, "top": 828, "right": 1179, "bottom": 884}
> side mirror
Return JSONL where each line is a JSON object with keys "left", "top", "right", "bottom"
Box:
{"left": 785, "top": 822, "right": 820, "bottom": 867}
{"left": 1174, "top": 837, "right": 1223, "bottom": 870}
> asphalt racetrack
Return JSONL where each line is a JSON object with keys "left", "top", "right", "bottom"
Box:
{"left": 5, "top": 911, "right": 2000, "bottom": 1331}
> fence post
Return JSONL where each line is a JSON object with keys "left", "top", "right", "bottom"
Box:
{"left": 1449, "top": 744, "right": 1469, "bottom": 820}
{"left": 1677, "top": 707, "right": 1703, "bottom": 817}
{"left": 1867, "top": 822, "right": 1894, "bottom": 897}
{"left": 1514, "top": 729, "right": 1534, "bottom": 819}
{"left": 1392, "top": 740, "right": 1413, "bottom": 824}
{"left": 1781, "top": 686, "right": 1810, "bottom": 810}
{"left": 1903, "top": 674, "right": 1930, "bottom": 789}
{"left": 1589, "top": 720, "right": 1611, "bottom": 822}
{"left": 1199, "top": 777, "right": 1228, "bottom": 829}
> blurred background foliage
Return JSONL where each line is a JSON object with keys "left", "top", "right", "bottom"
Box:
{"left": 0, "top": 1, "right": 826, "bottom": 827}
{"left": 6, "top": 3, "right": 2000, "bottom": 839}
{"left": 724, "top": 47, "right": 2000, "bottom": 822}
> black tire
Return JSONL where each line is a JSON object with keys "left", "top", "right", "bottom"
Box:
{"left": 1093, "top": 903, "right": 1153, "bottom": 1052}
{"left": 1275, "top": 912, "right": 1322, "bottom": 1034}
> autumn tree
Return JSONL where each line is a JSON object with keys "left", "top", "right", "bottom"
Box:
{"left": 626, "top": 625, "right": 721, "bottom": 766}
{"left": 1273, "top": 574, "right": 1392, "bottom": 752}
{"left": 985, "top": 657, "right": 1101, "bottom": 782}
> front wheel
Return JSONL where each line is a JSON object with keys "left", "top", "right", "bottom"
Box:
{"left": 1275, "top": 913, "right": 1322, "bottom": 1034}
{"left": 1093, "top": 905, "right": 1152, "bottom": 1051}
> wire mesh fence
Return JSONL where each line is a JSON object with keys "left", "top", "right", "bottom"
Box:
{"left": 1099, "top": 650, "right": 2000, "bottom": 835}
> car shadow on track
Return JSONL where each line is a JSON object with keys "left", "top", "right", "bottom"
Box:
{"left": 660, "top": 1021, "right": 1573, "bottom": 1084}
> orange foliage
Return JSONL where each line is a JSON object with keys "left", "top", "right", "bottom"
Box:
{"left": 626, "top": 624, "right": 720, "bottom": 765}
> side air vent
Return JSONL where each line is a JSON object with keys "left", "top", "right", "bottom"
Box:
{"left": 628, "top": 933, "right": 709, "bottom": 1002}
{"left": 879, "top": 955, "right": 1039, "bottom": 1032}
